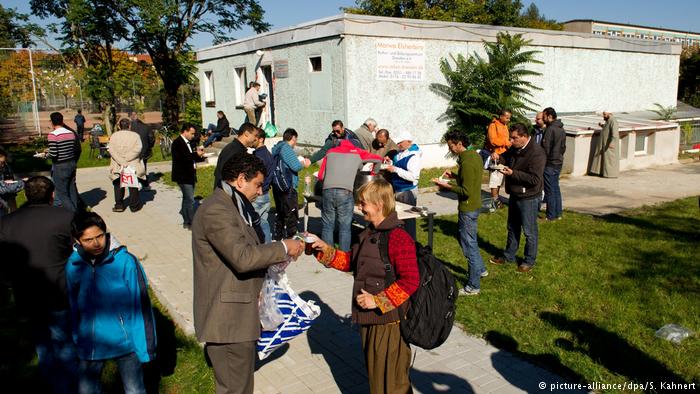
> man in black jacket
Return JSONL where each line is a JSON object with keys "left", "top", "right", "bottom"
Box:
{"left": 541, "top": 107, "right": 566, "bottom": 221}
{"left": 213, "top": 122, "right": 258, "bottom": 190}
{"left": 130, "top": 112, "right": 155, "bottom": 191}
{"left": 171, "top": 124, "right": 206, "bottom": 229}
{"left": 489, "top": 124, "right": 546, "bottom": 272}
{"left": 0, "top": 176, "right": 79, "bottom": 392}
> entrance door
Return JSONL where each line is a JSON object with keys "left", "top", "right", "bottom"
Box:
{"left": 260, "top": 65, "right": 275, "bottom": 125}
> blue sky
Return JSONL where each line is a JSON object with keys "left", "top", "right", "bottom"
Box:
{"left": 4, "top": 0, "right": 700, "bottom": 50}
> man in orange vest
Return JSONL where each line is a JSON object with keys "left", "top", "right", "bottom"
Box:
{"left": 484, "top": 109, "right": 512, "bottom": 211}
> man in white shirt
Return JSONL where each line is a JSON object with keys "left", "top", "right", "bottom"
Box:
{"left": 385, "top": 131, "right": 422, "bottom": 239}
{"left": 243, "top": 82, "right": 266, "bottom": 126}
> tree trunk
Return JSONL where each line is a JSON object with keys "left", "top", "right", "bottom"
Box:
{"left": 161, "top": 81, "right": 181, "bottom": 129}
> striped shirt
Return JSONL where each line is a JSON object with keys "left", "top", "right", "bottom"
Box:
{"left": 48, "top": 127, "right": 76, "bottom": 163}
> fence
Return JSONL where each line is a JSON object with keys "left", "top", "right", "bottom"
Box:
{"left": 679, "top": 119, "right": 700, "bottom": 150}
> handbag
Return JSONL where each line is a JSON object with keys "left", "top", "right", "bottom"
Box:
{"left": 120, "top": 166, "right": 139, "bottom": 188}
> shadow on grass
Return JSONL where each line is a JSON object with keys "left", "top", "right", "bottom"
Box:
{"left": 431, "top": 217, "right": 502, "bottom": 258}
{"left": 484, "top": 331, "right": 587, "bottom": 392}
{"left": 539, "top": 312, "right": 688, "bottom": 384}
{"left": 600, "top": 213, "right": 700, "bottom": 243}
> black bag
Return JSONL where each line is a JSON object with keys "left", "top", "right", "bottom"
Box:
{"left": 271, "top": 152, "right": 293, "bottom": 193}
{"left": 379, "top": 230, "right": 458, "bottom": 349}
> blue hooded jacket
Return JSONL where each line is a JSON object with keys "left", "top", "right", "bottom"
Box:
{"left": 65, "top": 235, "right": 157, "bottom": 362}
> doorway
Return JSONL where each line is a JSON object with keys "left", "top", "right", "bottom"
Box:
{"left": 260, "top": 65, "right": 275, "bottom": 125}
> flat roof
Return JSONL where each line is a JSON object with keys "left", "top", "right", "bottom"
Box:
{"left": 197, "top": 13, "right": 681, "bottom": 62}
{"left": 564, "top": 19, "right": 700, "bottom": 36}
{"left": 561, "top": 113, "right": 677, "bottom": 136}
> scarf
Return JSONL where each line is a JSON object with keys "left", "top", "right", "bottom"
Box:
{"left": 222, "top": 181, "right": 265, "bottom": 243}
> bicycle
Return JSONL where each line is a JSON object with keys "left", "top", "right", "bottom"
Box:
{"left": 157, "top": 125, "right": 174, "bottom": 158}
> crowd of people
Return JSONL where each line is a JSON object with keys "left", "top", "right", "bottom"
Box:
{"left": 0, "top": 103, "right": 626, "bottom": 394}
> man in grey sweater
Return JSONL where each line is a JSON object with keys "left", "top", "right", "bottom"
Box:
{"left": 317, "top": 140, "right": 382, "bottom": 251}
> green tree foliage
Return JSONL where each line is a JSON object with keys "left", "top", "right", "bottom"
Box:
{"left": 431, "top": 32, "right": 542, "bottom": 146}
{"left": 678, "top": 46, "right": 700, "bottom": 108}
{"left": 105, "top": 0, "right": 270, "bottom": 129}
{"left": 0, "top": 5, "right": 42, "bottom": 48}
{"left": 344, "top": 0, "right": 562, "bottom": 30}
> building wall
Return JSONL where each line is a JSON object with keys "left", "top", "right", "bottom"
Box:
{"left": 342, "top": 35, "right": 679, "bottom": 167}
{"left": 198, "top": 37, "right": 346, "bottom": 145}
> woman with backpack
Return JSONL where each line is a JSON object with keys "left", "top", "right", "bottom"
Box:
{"left": 309, "top": 178, "right": 419, "bottom": 393}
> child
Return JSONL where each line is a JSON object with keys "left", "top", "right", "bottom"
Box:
{"left": 65, "top": 212, "right": 156, "bottom": 393}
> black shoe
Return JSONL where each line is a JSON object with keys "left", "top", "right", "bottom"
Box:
{"left": 112, "top": 205, "right": 126, "bottom": 212}
{"left": 130, "top": 205, "right": 143, "bottom": 212}
{"left": 183, "top": 223, "right": 192, "bottom": 230}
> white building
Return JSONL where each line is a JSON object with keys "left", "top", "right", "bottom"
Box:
{"left": 196, "top": 14, "right": 682, "bottom": 172}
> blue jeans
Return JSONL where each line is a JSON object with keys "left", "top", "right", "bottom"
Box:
{"left": 504, "top": 196, "right": 539, "bottom": 266}
{"left": 252, "top": 191, "right": 272, "bottom": 243}
{"left": 33, "top": 309, "right": 79, "bottom": 394}
{"left": 543, "top": 166, "right": 563, "bottom": 220}
{"left": 178, "top": 183, "right": 195, "bottom": 225}
{"left": 395, "top": 189, "right": 418, "bottom": 240}
{"left": 78, "top": 352, "right": 145, "bottom": 394}
{"left": 458, "top": 210, "right": 486, "bottom": 289}
{"left": 321, "top": 188, "right": 354, "bottom": 252}
{"left": 52, "top": 161, "right": 78, "bottom": 212}
{"left": 203, "top": 132, "right": 221, "bottom": 147}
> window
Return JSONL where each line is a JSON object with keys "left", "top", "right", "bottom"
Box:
{"left": 204, "top": 71, "right": 215, "bottom": 106}
{"left": 309, "top": 56, "right": 322, "bottom": 72}
{"left": 635, "top": 133, "right": 647, "bottom": 154}
{"left": 234, "top": 67, "right": 246, "bottom": 106}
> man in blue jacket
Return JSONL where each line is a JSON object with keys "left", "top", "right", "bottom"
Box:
{"left": 66, "top": 212, "right": 156, "bottom": 394}
{"left": 271, "top": 128, "right": 310, "bottom": 240}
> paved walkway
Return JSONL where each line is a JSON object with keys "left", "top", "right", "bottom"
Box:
{"left": 74, "top": 161, "right": 700, "bottom": 393}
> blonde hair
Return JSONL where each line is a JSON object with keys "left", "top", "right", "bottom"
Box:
{"left": 356, "top": 178, "right": 395, "bottom": 217}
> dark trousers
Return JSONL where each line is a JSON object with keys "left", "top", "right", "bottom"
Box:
{"left": 113, "top": 178, "right": 142, "bottom": 210}
{"left": 139, "top": 158, "right": 150, "bottom": 188}
{"left": 543, "top": 166, "right": 563, "bottom": 219}
{"left": 205, "top": 341, "right": 256, "bottom": 394}
{"left": 272, "top": 188, "right": 298, "bottom": 240}
{"left": 178, "top": 183, "right": 196, "bottom": 225}
{"left": 504, "top": 195, "right": 539, "bottom": 266}
{"left": 52, "top": 161, "right": 79, "bottom": 212}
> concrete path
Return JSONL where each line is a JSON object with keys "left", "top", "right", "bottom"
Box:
{"left": 418, "top": 162, "right": 700, "bottom": 217}
{"left": 75, "top": 163, "right": 582, "bottom": 394}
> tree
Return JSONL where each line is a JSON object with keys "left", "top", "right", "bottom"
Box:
{"left": 0, "top": 5, "right": 41, "bottom": 48}
{"left": 99, "top": 0, "right": 270, "bottom": 129}
{"left": 31, "top": 0, "right": 130, "bottom": 134}
{"left": 678, "top": 46, "right": 700, "bottom": 108}
{"left": 520, "top": 3, "right": 562, "bottom": 30}
{"left": 344, "top": 0, "right": 561, "bottom": 30}
{"left": 431, "top": 32, "right": 542, "bottom": 146}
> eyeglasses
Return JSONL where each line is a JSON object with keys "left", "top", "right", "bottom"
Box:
{"left": 80, "top": 232, "right": 106, "bottom": 245}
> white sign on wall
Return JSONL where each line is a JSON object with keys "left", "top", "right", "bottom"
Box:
{"left": 376, "top": 40, "right": 425, "bottom": 81}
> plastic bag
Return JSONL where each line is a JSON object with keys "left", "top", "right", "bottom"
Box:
{"left": 264, "top": 121, "right": 278, "bottom": 138}
{"left": 259, "top": 272, "right": 285, "bottom": 331}
{"left": 257, "top": 274, "right": 321, "bottom": 360}
{"left": 655, "top": 324, "right": 694, "bottom": 344}
{"left": 120, "top": 166, "right": 139, "bottom": 188}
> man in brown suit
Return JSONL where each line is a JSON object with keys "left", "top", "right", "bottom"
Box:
{"left": 192, "top": 154, "right": 304, "bottom": 394}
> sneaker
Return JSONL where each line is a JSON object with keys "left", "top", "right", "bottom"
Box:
{"left": 494, "top": 200, "right": 505, "bottom": 209}
{"left": 112, "top": 205, "right": 126, "bottom": 212}
{"left": 480, "top": 270, "right": 489, "bottom": 278}
{"left": 459, "top": 285, "right": 480, "bottom": 296}
{"left": 517, "top": 263, "right": 534, "bottom": 273}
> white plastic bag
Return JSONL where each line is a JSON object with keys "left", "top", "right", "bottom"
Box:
{"left": 257, "top": 274, "right": 321, "bottom": 360}
{"left": 259, "top": 271, "right": 285, "bottom": 331}
{"left": 120, "top": 166, "right": 139, "bottom": 188}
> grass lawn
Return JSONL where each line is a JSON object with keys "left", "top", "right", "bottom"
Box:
{"left": 415, "top": 197, "right": 699, "bottom": 388}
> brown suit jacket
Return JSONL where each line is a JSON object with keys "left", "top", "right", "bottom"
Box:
{"left": 192, "top": 188, "right": 287, "bottom": 343}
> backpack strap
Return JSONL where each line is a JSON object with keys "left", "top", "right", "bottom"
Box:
{"left": 378, "top": 229, "right": 396, "bottom": 285}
